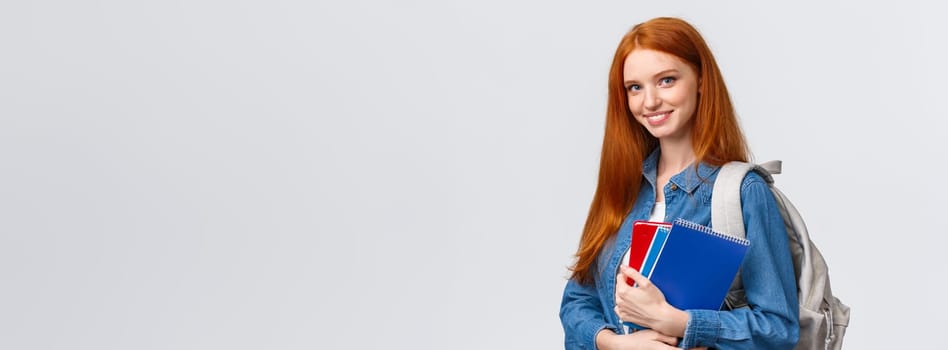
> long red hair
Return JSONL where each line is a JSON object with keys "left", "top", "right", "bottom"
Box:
{"left": 570, "top": 17, "right": 749, "bottom": 284}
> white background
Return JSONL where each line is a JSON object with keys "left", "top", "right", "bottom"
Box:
{"left": 2, "top": 1, "right": 946, "bottom": 349}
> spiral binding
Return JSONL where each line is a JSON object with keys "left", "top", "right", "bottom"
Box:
{"left": 673, "top": 218, "right": 750, "bottom": 246}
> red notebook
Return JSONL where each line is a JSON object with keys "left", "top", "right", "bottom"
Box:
{"left": 627, "top": 221, "right": 672, "bottom": 285}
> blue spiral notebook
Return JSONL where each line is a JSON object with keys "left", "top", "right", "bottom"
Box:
{"left": 649, "top": 219, "right": 750, "bottom": 311}
{"left": 622, "top": 219, "right": 749, "bottom": 332}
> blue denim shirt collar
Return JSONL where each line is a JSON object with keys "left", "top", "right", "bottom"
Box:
{"left": 642, "top": 147, "right": 720, "bottom": 194}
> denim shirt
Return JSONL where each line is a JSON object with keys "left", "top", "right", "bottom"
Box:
{"left": 560, "top": 150, "right": 799, "bottom": 349}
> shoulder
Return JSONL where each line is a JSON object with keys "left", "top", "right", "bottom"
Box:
{"left": 736, "top": 169, "right": 777, "bottom": 206}
{"left": 702, "top": 162, "right": 778, "bottom": 210}
{"left": 739, "top": 170, "right": 769, "bottom": 190}
{"left": 706, "top": 163, "right": 770, "bottom": 197}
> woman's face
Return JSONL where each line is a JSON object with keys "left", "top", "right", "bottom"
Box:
{"left": 622, "top": 49, "right": 700, "bottom": 142}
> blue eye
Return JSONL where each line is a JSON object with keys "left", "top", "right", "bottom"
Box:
{"left": 659, "top": 77, "right": 677, "bottom": 85}
{"left": 626, "top": 84, "right": 641, "bottom": 92}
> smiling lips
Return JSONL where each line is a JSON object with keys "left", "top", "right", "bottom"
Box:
{"left": 642, "top": 110, "right": 673, "bottom": 126}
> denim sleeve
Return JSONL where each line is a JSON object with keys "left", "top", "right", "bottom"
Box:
{"left": 560, "top": 278, "right": 615, "bottom": 350}
{"left": 678, "top": 176, "right": 800, "bottom": 349}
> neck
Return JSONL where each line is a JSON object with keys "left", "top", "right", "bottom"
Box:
{"left": 658, "top": 138, "right": 696, "bottom": 176}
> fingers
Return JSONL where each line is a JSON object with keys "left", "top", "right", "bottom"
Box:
{"left": 615, "top": 266, "right": 649, "bottom": 306}
{"left": 613, "top": 270, "right": 635, "bottom": 307}
{"left": 616, "top": 265, "right": 637, "bottom": 287}
{"left": 620, "top": 265, "right": 651, "bottom": 288}
{"left": 634, "top": 330, "right": 679, "bottom": 347}
{"left": 615, "top": 267, "right": 665, "bottom": 326}
{"left": 653, "top": 332, "right": 678, "bottom": 346}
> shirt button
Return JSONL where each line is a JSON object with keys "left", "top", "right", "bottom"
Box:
{"left": 670, "top": 183, "right": 678, "bottom": 191}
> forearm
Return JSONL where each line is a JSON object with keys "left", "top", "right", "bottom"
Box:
{"left": 595, "top": 329, "right": 615, "bottom": 350}
{"left": 652, "top": 305, "right": 689, "bottom": 338}
{"left": 680, "top": 307, "right": 797, "bottom": 349}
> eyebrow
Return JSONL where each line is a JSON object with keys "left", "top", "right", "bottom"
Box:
{"left": 624, "top": 69, "right": 680, "bottom": 85}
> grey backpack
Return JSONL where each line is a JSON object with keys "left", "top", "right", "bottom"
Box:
{"left": 711, "top": 161, "right": 850, "bottom": 350}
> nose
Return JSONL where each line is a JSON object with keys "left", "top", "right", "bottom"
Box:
{"left": 643, "top": 87, "right": 661, "bottom": 111}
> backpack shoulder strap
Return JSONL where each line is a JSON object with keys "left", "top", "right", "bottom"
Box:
{"left": 711, "top": 161, "right": 782, "bottom": 237}
{"left": 711, "top": 160, "right": 782, "bottom": 309}
{"left": 711, "top": 160, "right": 782, "bottom": 239}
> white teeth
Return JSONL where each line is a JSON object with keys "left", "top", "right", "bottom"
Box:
{"left": 648, "top": 113, "right": 669, "bottom": 119}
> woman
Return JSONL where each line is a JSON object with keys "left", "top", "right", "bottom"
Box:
{"left": 559, "top": 17, "right": 799, "bottom": 349}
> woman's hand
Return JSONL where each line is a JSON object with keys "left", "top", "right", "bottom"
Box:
{"left": 597, "top": 329, "right": 709, "bottom": 350}
{"left": 614, "top": 266, "right": 689, "bottom": 337}
{"left": 596, "top": 329, "right": 678, "bottom": 350}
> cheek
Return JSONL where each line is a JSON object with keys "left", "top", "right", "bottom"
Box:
{"left": 665, "top": 88, "right": 692, "bottom": 106}
{"left": 626, "top": 95, "right": 641, "bottom": 113}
